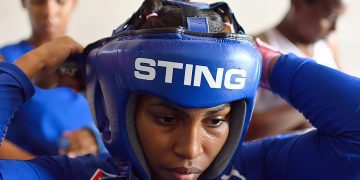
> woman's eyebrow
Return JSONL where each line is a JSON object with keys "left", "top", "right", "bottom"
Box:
{"left": 149, "top": 101, "right": 230, "bottom": 117}
{"left": 150, "top": 101, "right": 189, "bottom": 118}
{"left": 205, "top": 104, "right": 230, "bottom": 116}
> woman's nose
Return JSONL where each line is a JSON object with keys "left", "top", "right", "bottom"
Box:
{"left": 42, "top": 0, "right": 59, "bottom": 17}
{"left": 174, "top": 125, "right": 204, "bottom": 159}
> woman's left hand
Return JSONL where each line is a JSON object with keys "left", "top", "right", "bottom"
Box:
{"left": 59, "top": 128, "right": 98, "bottom": 158}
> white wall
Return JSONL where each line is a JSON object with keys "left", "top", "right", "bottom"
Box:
{"left": 0, "top": 0, "right": 359, "bottom": 77}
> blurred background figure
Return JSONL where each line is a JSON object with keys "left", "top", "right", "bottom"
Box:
{"left": 0, "top": 0, "right": 104, "bottom": 159}
{"left": 247, "top": 0, "right": 346, "bottom": 140}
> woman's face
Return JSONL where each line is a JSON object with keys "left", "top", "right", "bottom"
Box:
{"left": 22, "top": 0, "right": 77, "bottom": 41}
{"left": 295, "top": 0, "right": 345, "bottom": 43}
{"left": 135, "top": 95, "right": 231, "bottom": 179}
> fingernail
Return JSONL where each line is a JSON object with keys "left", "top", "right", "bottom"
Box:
{"left": 67, "top": 152, "right": 76, "bottom": 158}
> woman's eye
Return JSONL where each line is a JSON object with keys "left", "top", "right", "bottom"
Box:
{"left": 206, "top": 119, "right": 226, "bottom": 127}
{"left": 30, "top": 0, "right": 67, "bottom": 5}
{"left": 155, "top": 116, "right": 176, "bottom": 125}
{"left": 57, "top": 0, "right": 67, "bottom": 5}
{"left": 31, "top": 0, "right": 45, "bottom": 5}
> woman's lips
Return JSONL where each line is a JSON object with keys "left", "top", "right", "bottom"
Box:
{"left": 171, "top": 167, "right": 202, "bottom": 174}
{"left": 168, "top": 167, "right": 203, "bottom": 179}
{"left": 44, "top": 24, "right": 55, "bottom": 33}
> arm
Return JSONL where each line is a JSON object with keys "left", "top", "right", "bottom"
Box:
{"left": 266, "top": 53, "right": 360, "bottom": 179}
{"left": 240, "top": 40, "right": 360, "bottom": 179}
{"left": 0, "top": 140, "right": 35, "bottom": 160}
{"left": 271, "top": 54, "right": 360, "bottom": 136}
{"left": 0, "top": 36, "right": 83, "bottom": 145}
{"left": 0, "top": 37, "right": 113, "bottom": 178}
{"left": 0, "top": 63, "right": 35, "bottom": 144}
{"left": 246, "top": 33, "right": 312, "bottom": 140}
{"left": 326, "top": 33, "right": 341, "bottom": 69}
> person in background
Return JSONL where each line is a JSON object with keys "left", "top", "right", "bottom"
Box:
{"left": 247, "top": 0, "right": 346, "bottom": 140}
{"left": 0, "top": 0, "right": 104, "bottom": 160}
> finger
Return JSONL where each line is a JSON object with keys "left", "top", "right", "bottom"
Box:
{"left": 66, "top": 134, "right": 97, "bottom": 153}
{"left": 59, "top": 149, "right": 66, "bottom": 155}
{"left": 62, "top": 131, "right": 72, "bottom": 138}
{"left": 62, "top": 36, "right": 84, "bottom": 55}
{"left": 78, "top": 138, "right": 98, "bottom": 154}
{"left": 67, "top": 144, "right": 97, "bottom": 157}
{"left": 64, "top": 129, "right": 98, "bottom": 154}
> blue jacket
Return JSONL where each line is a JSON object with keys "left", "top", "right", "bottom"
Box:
{"left": 0, "top": 54, "right": 359, "bottom": 179}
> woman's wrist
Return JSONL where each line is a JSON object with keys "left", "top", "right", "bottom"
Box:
{"left": 255, "top": 38, "right": 282, "bottom": 89}
{"left": 14, "top": 49, "right": 46, "bottom": 83}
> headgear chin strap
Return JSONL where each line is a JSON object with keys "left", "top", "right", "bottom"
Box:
{"left": 86, "top": 1, "right": 261, "bottom": 179}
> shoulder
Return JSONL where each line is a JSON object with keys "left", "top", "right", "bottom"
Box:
{"left": 0, "top": 41, "right": 34, "bottom": 63}
{"left": 251, "top": 29, "right": 272, "bottom": 44}
{"left": 0, "top": 41, "right": 28, "bottom": 53}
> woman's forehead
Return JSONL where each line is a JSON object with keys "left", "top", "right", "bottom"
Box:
{"left": 137, "top": 94, "right": 231, "bottom": 112}
{"left": 317, "top": 0, "right": 346, "bottom": 10}
{"left": 25, "top": 0, "right": 73, "bottom": 5}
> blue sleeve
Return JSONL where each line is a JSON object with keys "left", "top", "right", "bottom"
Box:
{"left": 238, "top": 54, "right": 360, "bottom": 179}
{"left": 270, "top": 54, "right": 360, "bottom": 136}
{"left": 0, "top": 62, "right": 34, "bottom": 144}
{"left": 0, "top": 154, "right": 118, "bottom": 179}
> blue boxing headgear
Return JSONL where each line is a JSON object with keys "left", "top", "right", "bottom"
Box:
{"left": 86, "top": 0, "right": 261, "bottom": 179}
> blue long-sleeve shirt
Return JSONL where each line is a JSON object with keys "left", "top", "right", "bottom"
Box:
{"left": 0, "top": 62, "right": 34, "bottom": 144}
{"left": 234, "top": 54, "right": 360, "bottom": 179}
{"left": 0, "top": 54, "right": 359, "bottom": 179}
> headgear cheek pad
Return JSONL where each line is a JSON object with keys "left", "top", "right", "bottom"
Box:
{"left": 85, "top": 1, "right": 261, "bottom": 179}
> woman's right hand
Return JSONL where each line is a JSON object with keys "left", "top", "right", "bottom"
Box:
{"left": 14, "top": 36, "right": 84, "bottom": 86}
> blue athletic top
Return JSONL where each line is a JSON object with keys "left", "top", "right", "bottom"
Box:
{"left": 0, "top": 54, "right": 359, "bottom": 179}
{"left": 0, "top": 41, "right": 103, "bottom": 155}
{"left": 0, "top": 62, "right": 34, "bottom": 145}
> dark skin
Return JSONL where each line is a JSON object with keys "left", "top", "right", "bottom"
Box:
{"left": 22, "top": 0, "right": 77, "bottom": 46}
{"left": 135, "top": 95, "right": 231, "bottom": 179}
{"left": 248, "top": 0, "right": 346, "bottom": 140}
{"left": 1, "top": 0, "right": 99, "bottom": 159}
{"left": 21, "top": 0, "right": 78, "bottom": 89}
{"left": 131, "top": 3, "right": 236, "bottom": 178}
{"left": 276, "top": 0, "right": 345, "bottom": 60}
{"left": 0, "top": 36, "right": 98, "bottom": 160}
{"left": 129, "top": 38, "right": 281, "bottom": 179}
{"left": 0, "top": 36, "right": 99, "bottom": 159}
